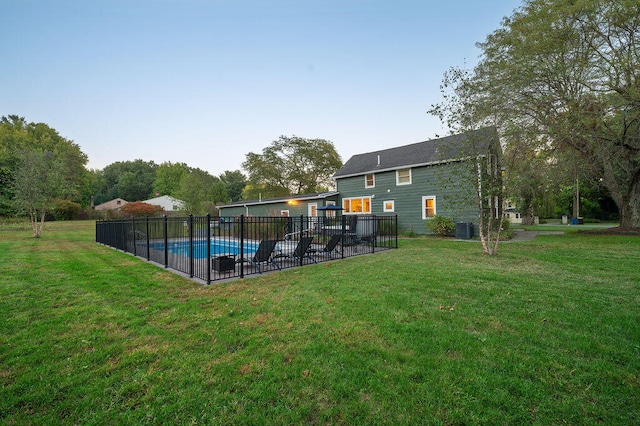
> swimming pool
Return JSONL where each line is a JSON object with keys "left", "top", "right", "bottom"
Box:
{"left": 150, "top": 239, "right": 259, "bottom": 259}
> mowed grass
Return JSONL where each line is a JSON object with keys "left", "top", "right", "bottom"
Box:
{"left": 1, "top": 221, "right": 639, "bottom": 425}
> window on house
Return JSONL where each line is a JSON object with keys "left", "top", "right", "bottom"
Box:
{"left": 281, "top": 210, "right": 290, "bottom": 217}
{"left": 365, "top": 174, "right": 375, "bottom": 188}
{"left": 422, "top": 196, "right": 436, "bottom": 219}
{"left": 308, "top": 203, "right": 317, "bottom": 217}
{"left": 116, "top": 200, "right": 121, "bottom": 205}
{"left": 396, "top": 169, "right": 412, "bottom": 185}
{"left": 383, "top": 200, "right": 395, "bottom": 212}
{"left": 342, "top": 197, "right": 371, "bottom": 214}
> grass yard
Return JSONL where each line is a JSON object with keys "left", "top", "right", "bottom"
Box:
{"left": 1, "top": 220, "right": 639, "bottom": 425}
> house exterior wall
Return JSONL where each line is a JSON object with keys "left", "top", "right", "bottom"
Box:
{"left": 218, "top": 196, "right": 339, "bottom": 218}
{"left": 94, "top": 198, "right": 128, "bottom": 211}
{"left": 143, "top": 195, "right": 184, "bottom": 211}
{"left": 336, "top": 161, "right": 479, "bottom": 235}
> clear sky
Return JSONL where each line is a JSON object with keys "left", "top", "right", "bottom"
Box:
{"left": 2, "top": 0, "right": 522, "bottom": 176}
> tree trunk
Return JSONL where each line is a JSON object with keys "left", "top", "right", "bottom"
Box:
{"left": 619, "top": 184, "right": 640, "bottom": 229}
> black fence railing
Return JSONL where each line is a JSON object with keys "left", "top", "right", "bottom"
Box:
{"left": 96, "top": 214, "right": 398, "bottom": 284}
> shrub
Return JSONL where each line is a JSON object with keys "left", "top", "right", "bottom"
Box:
{"left": 425, "top": 215, "right": 456, "bottom": 237}
{"left": 118, "top": 202, "right": 164, "bottom": 218}
{"left": 52, "top": 199, "right": 83, "bottom": 221}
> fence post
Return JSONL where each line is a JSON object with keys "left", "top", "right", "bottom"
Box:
{"left": 371, "top": 215, "right": 376, "bottom": 254}
{"left": 341, "top": 215, "right": 346, "bottom": 259}
{"left": 299, "top": 215, "right": 304, "bottom": 267}
{"left": 395, "top": 215, "right": 398, "bottom": 248}
{"left": 189, "top": 214, "right": 194, "bottom": 278}
{"left": 206, "top": 214, "right": 211, "bottom": 285}
{"left": 121, "top": 218, "right": 126, "bottom": 252}
{"left": 164, "top": 215, "right": 169, "bottom": 268}
{"left": 239, "top": 215, "right": 245, "bottom": 278}
{"left": 146, "top": 216, "right": 150, "bottom": 261}
{"left": 132, "top": 218, "right": 137, "bottom": 256}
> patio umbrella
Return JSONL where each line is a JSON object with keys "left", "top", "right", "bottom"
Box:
{"left": 317, "top": 204, "right": 343, "bottom": 216}
{"left": 317, "top": 204, "right": 343, "bottom": 211}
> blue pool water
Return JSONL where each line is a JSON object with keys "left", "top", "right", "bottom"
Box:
{"left": 150, "top": 239, "right": 258, "bottom": 259}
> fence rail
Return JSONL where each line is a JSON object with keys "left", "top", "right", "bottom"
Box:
{"left": 96, "top": 214, "right": 398, "bottom": 284}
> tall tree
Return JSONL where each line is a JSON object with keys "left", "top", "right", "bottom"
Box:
{"left": 429, "top": 69, "right": 505, "bottom": 255}
{"left": 175, "top": 168, "right": 227, "bottom": 215}
{"left": 465, "top": 0, "right": 640, "bottom": 228}
{"left": 101, "top": 160, "right": 157, "bottom": 202}
{"left": 12, "top": 149, "right": 65, "bottom": 237}
{"left": 219, "top": 170, "right": 247, "bottom": 202}
{"left": 0, "top": 115, "right": 88, "bottom": 213}
{"left": 242, "top": 136, "right": 342, "bottom": 197}
{"left": 153, "top": 162, "right": 189, "bottom": 197}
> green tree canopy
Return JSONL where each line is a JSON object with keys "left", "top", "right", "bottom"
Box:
{"left": 0, "top": 115, "right": 89, "bottom": 214}
{"left": 174, "top": 168, "right": 227, "bottom": 215}
{"left": 443, "top": 0, "right": 640, "bottom": 228}
{"left": 153, "top": 162, "right": 190, "bottom": 197}
{"left": 219, "top": 170, "right": 247, "bottom": 203}
{"left": 242, "top": 135, "right": 342, "bottom": 197}
{"left": 100, "top": 160, "right": 158, "bottom": 202}
{"left": 12, "top": 149, "right": 66, "bottom": 237}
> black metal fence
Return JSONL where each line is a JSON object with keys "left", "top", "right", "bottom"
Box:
{"left": 96, "top": 214, "right": 398, "bottom": 284}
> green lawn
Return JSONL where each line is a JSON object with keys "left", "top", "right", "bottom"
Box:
{"left": 1, "top": 221, "right": 639, "bottom": 425}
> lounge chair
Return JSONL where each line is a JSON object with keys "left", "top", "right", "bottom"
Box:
{"left": 238, "top": 239, "right": 281, "bottom": 273}
{"left": 274, "top": 236, "right": 317, "bottom": 264}
{"left": 308, "top": 234, "right": 342, "bottom": 259}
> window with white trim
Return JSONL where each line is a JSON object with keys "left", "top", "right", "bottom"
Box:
{"left": 396, "top": 168, "right": 412, "bottom": 185}
{"left": 342, "top": 197, "right": 372, "bottom": 214}
{"left": 383, "top": 200, "right": 395, "bottom": 212}
{"left": 365, "top": 174, "right": 375, "bottom": 188}
{"left": 281, "top": 210, "right": 290, "bottom": 217}
{"left": 422, "top": 196, "right": 436, "bottom": 219}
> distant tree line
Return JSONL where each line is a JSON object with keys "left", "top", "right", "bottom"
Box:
{"left": 88, "top": 161, "right": 247, "bottom": 215}
{"left": 1, "top": 115, "right": 344, "bottom": 230}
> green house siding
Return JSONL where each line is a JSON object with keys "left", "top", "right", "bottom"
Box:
{"left": 337, "top": 161, "right": 479, "bottom": 235}
{"left": 218, "top": 195, "right": 339, "bottom": 218}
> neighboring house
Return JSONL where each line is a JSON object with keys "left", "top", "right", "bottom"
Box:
{"left": 217, "top": 192, "right": 340, "bottom": 218}
{"left": 332, "top": 127, "right": 502, "bottom": 235}
{"left": 143, "top": 195, "right": 185, "bottom": 212}
{"left": 505, "top": 200, "right": 539, "bottom": 225}
{"left": 93, "top": 198, "right": 128, "bottom": 211}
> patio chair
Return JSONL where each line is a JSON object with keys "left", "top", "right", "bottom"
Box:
{"left": 308, "top": 234, "right": 342, "bottom": 259}
{"left": 274, "top": 236, "right": 317, "bottom": 264}
{"left": 238, "top": 239, "right": 281, "bottom": 273}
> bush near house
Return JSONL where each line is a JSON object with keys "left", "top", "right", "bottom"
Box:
{"left": 425, "top": 215, "right": 456, "bottom": 237}
{"left": 118, "top": 201, "right": 164, "bottom": 218}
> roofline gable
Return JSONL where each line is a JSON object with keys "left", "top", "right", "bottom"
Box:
{"left": 332, "top": 154, "right": 489, "bottom": 180}
{"left": 333, "top": 127, "right": 499, "bottom": 179}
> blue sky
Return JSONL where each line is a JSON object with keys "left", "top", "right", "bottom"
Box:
{"left": 2, "top": 0, "right": 522, "bottom": 175}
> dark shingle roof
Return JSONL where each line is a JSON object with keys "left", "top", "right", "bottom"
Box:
{"left": 333, "top": 127, "right": 498, "bottom": 179}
